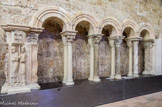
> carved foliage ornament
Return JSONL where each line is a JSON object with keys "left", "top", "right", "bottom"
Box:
{"left": 27, "top": 32, "right": 39, "bottom": 43}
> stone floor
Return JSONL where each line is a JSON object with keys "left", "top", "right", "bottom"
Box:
{"left": 98, "top": 91, "right": 162, "bottom": 107}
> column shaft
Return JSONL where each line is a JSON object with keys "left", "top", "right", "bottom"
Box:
{"left": 133, "top": 41, "right": 139, "bottom": 77}
{"left": 109, "top": 40, "right": 115, "bottom": 78}
{"left": 88, "top": 42, "right": 94, "bottom": 81}
{"left": 127, "top": 41, "right": 133, "bottom": 76}
{"left": 63, "top": 44, "right": 67, "bottom": 83}
{"left": 93, "top": 44, "right": 100, "bottom": 82}
{"left": 115, "top": 43, "right": 122, "bottom": 79}
{"left": 66, "top": 43, "right": 74, "bottom": 85}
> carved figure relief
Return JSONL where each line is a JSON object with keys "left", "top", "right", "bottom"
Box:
{"left": 10, "top": 46, "right": 19, "bottom": 86}
{"left": 18, "top": 46, "right": 26, "bottom": 85}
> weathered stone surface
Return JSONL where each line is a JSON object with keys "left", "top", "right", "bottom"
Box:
{"left": 99, "top": 35, "right": 111, "bottom": 77}
{"left": 38, "top": 29, "right": 64, "bottom": 83}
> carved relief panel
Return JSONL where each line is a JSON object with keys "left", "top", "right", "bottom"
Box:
{"left": 12, "top": 30, "right": 26, "bottom": 43}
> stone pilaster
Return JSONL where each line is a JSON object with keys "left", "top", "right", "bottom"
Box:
{"left": 143, "top": 39, "right": 154, "bottom": 75}
{"left": 26, "top": 32, "right": 40, "bottom": 90}
{"left": 125, "top": 39, "right": 133, "bottom": 77}
{"left": 92, "top": 34, "right": 103, "bottom": 82}
{"left": 60, "top": 31, "right": 77, "bottom": 85}
{"left": 114, "top": 36, "right": 125, "bottom": 79}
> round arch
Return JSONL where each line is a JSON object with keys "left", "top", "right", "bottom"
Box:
{"left": 71, "top": 11, "right": 98, "bottom": 34}
{"left": 99, "top": 16, "right": 121, "bottom": 35}
{"left": 29, "top": 6, "right": 71, "bottom": 30}
{"left": 139, "top": 22, "right": 155, "bottom": 39}
{"left": 122, "top": 19, "right": 139, "bottom": 37}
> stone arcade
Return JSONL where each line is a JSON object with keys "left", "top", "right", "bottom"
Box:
{"left": 0, "top": 6, "right": 158, "bottom": 94}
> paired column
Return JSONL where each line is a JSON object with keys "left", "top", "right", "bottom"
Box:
{"left": 143, "top": 39, "right": 154, "bottom": 74}
{"left": 108, "top": 36, "right": 124, "bottom": 79}
{"left": 61, "top": 31, "right": 77, "bottom": 85}
{"left": 88, "top": 34, "right": 103, "bottom": 82}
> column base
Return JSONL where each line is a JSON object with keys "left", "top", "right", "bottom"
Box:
{"left": 8, "top": 85, "right": 31, "bottom": 94}
{"left": 133, "top": 74, "right": 139, "bottom": 77}
{"left": 127, "top": 73, "right": 133, "bottom": 77}
{"left": 93, "top": 77, "right": 101, "bottom": 82}
{"left": 115, "top": 75, "right": 122, "bottom": 79}
{"left": 143, "top": 70, "right": 152, "bottom": 75}
{"left": 88, "top": 77, "right": 94, "bottom": 81}
{"left": 65, "top": 81, "right": 74, "bottom": 85}
{"left": 109, "top": 75, "right": 115, "bottom": 79}
{"left": 62, "top": 80, "right": 67, "bottom": 84}
{"left": 28, "top": 83, "right": 40, "bottom": 90}
{"left": 1, "top": 85, "right": 10, "bottom": 94}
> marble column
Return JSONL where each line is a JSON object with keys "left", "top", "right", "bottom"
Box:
{"left": 132, "top": 37, "right": 142, "bottom": 77}
{"left": 108, "top": 39, "right": 115, "bottom": 79}
{"left": 114, "top": 36, "right": 124, "bottom": 79}
{"left": 88, "top": 35, "right": 94, "bottom": 81}
{"left": 143, "top": 39, "right": 154, "bottom": 74}
{"left": 126, "top": 40, "right": 133, "bottom": 76}
{"left": 60, "top": 31, "right": 77, "bottom": 85}
{"left": 92, "top": 34, "right": 103, "bottom": 82}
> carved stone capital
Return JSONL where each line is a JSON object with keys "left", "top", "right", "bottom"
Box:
{"left": 143, "top": 39, "right": 154, "bottom": 49}
{"left": 126, "top": 41, "right": 132, "bottom": 48}
{"left": 114, "top": 36, "right": 125, "bottom": 47}
{"left": 87, "top": 35, "right": 94, "bottom": 46}
{"left": 12, "top": 30, "right": 26, "bottom": 43}
{"left": 26, "top": 32, "right": 39, "bottom": 44}
{"left": 60, "top": 31, "right": 77, "bottom": 45}
{"left": 92, "top": 34, "right": 103, "bottom": 45}
{"left": 109, "top": 40, "right": 115, "bottom": 48}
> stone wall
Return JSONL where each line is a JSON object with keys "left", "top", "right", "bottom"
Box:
{"left": 0, "top": 0, "right": 162, "bottom": 35}
{"left": 0, "top": 0, "right": 161, "bottom": 84}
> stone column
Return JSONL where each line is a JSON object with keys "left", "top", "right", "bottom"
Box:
{"left": 88, "top": 35, "right": 94, "bottom": 81}
{"left": 62, "top": 36, "right": 68, "bottom": 83}
{"left": 114, "top": 36, "right": 124, "bottom": 79}
{"left": 143, "top": 39, "right": 154, "bottom": 74}
{"left": 60, "top": 31, "right": 77, "bottom": 85}
{"left": 108, "top": 39, "right": 115, "bottom": 79}
{"left": 132, "top": 37, "right": 142, "bottom": 77}
{"left": 126, "top": 40, "right": 133, "bottom": 76}
{"left": 92, "top": 34, "right": 103, "bottom": 82}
